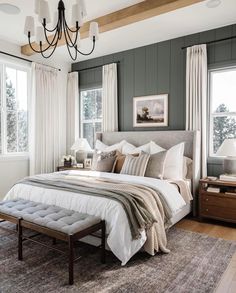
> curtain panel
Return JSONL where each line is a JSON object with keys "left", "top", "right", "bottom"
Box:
{"left": 30, "top": 63, "right": 61, "bottom": 175}
{"left": 67, "top": 72, "right": 79, "bottom": 154}
{"left": 186, "top": 44, "right": 208, "bottom": 178}
{"left": 102, "top": 63, "right": 118, "bottom": 132}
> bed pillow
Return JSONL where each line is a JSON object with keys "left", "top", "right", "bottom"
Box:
{"left": 145, "top": 151, "right": 167, "bottom": 179}
{"left": 121, "top": 141, "right": 136, "bottom": 155}
{"left": 150, "top": 141, "right": 185, "bottom": 179}
{"left": 129, "top": 142, "right": 151, "bottom": 154}
{"left": 113, "top": 151, "right": 139, "bottom": 173}
{"left": 91, "top": 150, "right": 117, "bottom": 172}
{"left": 95, "top": 140, "right": 125, "bottom": 153}
{"left": 120, "top": 152, "right": 150, "bottom": 176}
{"left": 150, "top": 141, "right": 165, "bottom": 154}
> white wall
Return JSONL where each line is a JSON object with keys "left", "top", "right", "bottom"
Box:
{"left": 0, "top": 39, "right": 71, "bottom": 200}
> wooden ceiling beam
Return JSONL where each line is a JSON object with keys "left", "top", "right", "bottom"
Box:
{"left": 21, "top": 0, "right": 204, "bottom": 56}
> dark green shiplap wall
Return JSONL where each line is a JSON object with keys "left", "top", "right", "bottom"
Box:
{"left": 72, "top": 23, "right": 236, "bottom": 176}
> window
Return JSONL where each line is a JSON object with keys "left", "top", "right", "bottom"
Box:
{"left": 80, "top": 88, "right": 102, "bottom": 148}
{"left": 0, "top": 63, "right": 29, "bottom": 156}
{"left": 209, "top": 67, "right": 236, "bottom": 155}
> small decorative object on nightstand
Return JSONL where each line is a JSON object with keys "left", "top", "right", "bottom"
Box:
{"left": 216, "top": 138, "right": 236, "bottom": 175}
{"left": 61, "top": 155, "right": 75, "bottom": 167}
{"left": 199, "top": 178, "right": 236, "bottom": 223}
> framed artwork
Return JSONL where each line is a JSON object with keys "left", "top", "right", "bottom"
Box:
{"left": 84, "top": 158, "right": 92, "bottom": 169}
{"left": 133, "top": 94, "right": 168, "bottom": 127}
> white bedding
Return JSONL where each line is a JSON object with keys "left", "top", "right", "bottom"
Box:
{"left": 5, "top": 170, "right": 187, "bottom": 265}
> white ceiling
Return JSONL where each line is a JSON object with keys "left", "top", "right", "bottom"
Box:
{"left": 0, "top": 0, "right": 236, "bottom": 63}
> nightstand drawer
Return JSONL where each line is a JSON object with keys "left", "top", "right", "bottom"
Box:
{"left": 201, "top": 194, "right": 236, "bottom": 209}
{"left": 200, "top": 204, "right": 236, "bottom": 222}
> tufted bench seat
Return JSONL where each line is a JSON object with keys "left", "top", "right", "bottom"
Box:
{"left": 0, "top": 199, "right": 106, "bottom": 285}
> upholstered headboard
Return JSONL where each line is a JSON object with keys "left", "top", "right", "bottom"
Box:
{"left": 96, "top": 130, "right": 200, "bottom": 216}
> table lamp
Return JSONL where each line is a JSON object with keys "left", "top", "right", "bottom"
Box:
{"left": 216, "top": 139, "right": 236, "bottom": 175}
{"left": 71, "top": 138, "right": 92, "bottom": 164}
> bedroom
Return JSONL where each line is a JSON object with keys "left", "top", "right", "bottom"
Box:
{"left": 0, "top": 0, "right": 236, "bottom": 292}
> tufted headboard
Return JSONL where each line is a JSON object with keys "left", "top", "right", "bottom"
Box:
{"left": 96, "top": 130, "right": 200, "bottom": 216}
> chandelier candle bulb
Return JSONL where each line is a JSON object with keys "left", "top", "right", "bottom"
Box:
{"left": 24, "top": 16, "right": 35, "bottom": 37}
{"left": 89, "top": 22, "right": 99, "bottom": 41}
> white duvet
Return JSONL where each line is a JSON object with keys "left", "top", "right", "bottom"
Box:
{"left": 5, "top": 170, "right": 186, "bottom": 265}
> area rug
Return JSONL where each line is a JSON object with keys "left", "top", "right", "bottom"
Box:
{"left": 0, "top": 225, "right": 235, "bottom": 293}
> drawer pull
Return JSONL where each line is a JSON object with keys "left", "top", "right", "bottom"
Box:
{"left": 206, "top": 209, "right": 209, "bottom": 212}
{"left": 206, "top": 198, "right": 209, "bottom": 201}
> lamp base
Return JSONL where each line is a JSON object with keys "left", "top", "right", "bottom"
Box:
{"left": 223, "top": 157, "right": 236, "bottom": 175}
{"left": 76, "top": 151, "right": 87, "bottom": 164}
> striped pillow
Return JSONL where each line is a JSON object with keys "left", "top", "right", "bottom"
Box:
{"left": 120, "top": 152, "right": 150, "bottom": 176}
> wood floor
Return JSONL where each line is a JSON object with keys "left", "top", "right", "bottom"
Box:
{"left": 177, "top": 219, "right": 236, "bottom": 293}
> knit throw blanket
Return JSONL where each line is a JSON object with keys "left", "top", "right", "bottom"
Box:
{"left": 18, "top": 173, "right": 170, "bottom": 254}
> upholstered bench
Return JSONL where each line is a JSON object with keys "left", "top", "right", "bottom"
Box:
{"left": 0, "top": 199, "right": 106, "bottom": 285}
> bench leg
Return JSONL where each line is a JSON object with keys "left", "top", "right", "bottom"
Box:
{"left": 68, "top": 235, "right": 74, "bottom": 285}
{"left": 101, "top": 220, "right": 106, "bottom": 264}
{"left": 18, "top": 218, "right": 23, "bottom": 261}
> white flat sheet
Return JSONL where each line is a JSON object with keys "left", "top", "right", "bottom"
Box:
{"left": 5, "top": 170, "right": 187, "bottom": 265}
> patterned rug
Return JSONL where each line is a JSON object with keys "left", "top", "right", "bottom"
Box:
{"left": 0, "top": 224, "right": 235, "bottom": 293}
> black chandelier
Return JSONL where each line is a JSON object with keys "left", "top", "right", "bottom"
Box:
{"left": 24, "top": 0, "right": 99, "bottom": 60}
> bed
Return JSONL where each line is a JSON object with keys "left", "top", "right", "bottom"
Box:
{"left": 4, "top": 130, "right": 200, "bottom": 265}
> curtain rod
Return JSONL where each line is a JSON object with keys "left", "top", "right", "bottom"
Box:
{"left": 77, "top": 61, "right": 120, "bottom": 72}
{"left": 0, "top": 50, "right": 61, "bottom": 71}
{"left": 181, "top": 35, "right": 236, "bottom": 50}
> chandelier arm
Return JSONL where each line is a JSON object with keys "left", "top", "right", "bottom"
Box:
{"left": 28, "top": 34, "right": 58, "bottom": 54}
{"left": 63, "top": 19, "right": 79, "bottom": 48}
{"left": 43, "top": 27, "right": 60, "bottom": 47}
{"left": 65, "top": 42, "right": 78, "bottom": 61}
{"left": 75, "top": 38, "right": 96, "bottom": 56}
{"left": 40, "top": 37, "right": 60, "bottom": 59}
{"left": 64, "top": 20, "right": 80, "bottom": 33}
{"left": 43, "top": 20, "right": 60, "bottom": 33}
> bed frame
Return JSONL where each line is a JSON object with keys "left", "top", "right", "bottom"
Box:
{"left": 96, "top": 130, "right": 200, "bottom": 216}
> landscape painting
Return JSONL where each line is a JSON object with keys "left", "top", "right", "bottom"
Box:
{"left": 133, "top": 94, "right": 168, "bottom": 127}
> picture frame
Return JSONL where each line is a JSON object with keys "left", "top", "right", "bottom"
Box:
{"left": 133, "top": 94, "right": 168, "bottom": 127}
{"left": 84, "top": 158, "right": 92, "bottom": 169}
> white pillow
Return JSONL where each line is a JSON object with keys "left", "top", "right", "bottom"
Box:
{"left": 150, "top": 141, "right": 165, "bottom": 154}
{"left": 150, "top": 141, "right": 185, "bottom": 179}
{"left": 130, "top": 142, "right": 151, "bottom": 154}
{"left": 95, "top": 140, "right": 125, "bottom": 152}
{"left": 121, "top": 141, "right": 136, "bottom": 155}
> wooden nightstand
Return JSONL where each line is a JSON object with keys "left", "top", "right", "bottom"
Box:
{"left": 199, "top": 178, "right": 236, "bottom": 223}
{"left": 57, "top": 166, "right": 91, "bottom": 172}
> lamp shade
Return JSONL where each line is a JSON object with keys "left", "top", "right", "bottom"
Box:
{"left": 77, "top": 0, "right": 87, "bottom": 18}
{"left": 36, "top": 26, "right": 45, "bottom": 44}
{"left": 216, "top": 139, "right": 236, "bottom": 157}
{"left": 24, "top": 16, "right": 35, "bottom": 36}
{"left": 72, "top": 3, "right": 83, "bottom": 27}
{"left": 71, "top": 138, "right": 92, "bottom": 152}
{"left": 38, "top": 0, "right": 51, "bottom": 24}
{"left": 89, "top": 22, "right": 99, "bottom": 41}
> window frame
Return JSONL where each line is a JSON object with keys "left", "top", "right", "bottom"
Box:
{"left": 80, "top": 87, "right": 103, "bottom": 148}
{"left": 208, "top": 65, "right": 236, "bottom": 157}
{"left": 0, "top": 59, "right": 30, "bottom": 158}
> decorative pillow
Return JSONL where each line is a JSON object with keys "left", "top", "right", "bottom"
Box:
{"left": 150, "top": 141, "right": 185, "bottom": 179}
{"left": 113, "top": 151, "right": 139, "bottom": 173}
{"left": 95, "top": 140, "right": 125, "bottom": 153}
{"left": 120, "top": 152, "right": 150, "bottom": 176}
{"left": 145, "top": 151, "right": 167, "bottom": 179}
{"left": 91, "top": 150, "right": 117, "bottom": 172}
{"left": 183, "top": 156, "right": 193, "bottom": 179}
{"left": 121, "top": 141, "right": 136, "bottom": 155}
{"left": 150, "top": 141, "right": 165, "bottom": 154}
{"left": 129, "top": 142, "right": 151, "bottom": 154}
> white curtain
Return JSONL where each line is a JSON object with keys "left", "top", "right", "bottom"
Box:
{"left": 30, "top": 63, "right": 61, "bottom": 175}
{"left": 186, "top": 44, "right": 208, "bottom": 178}
{"left": 67, "top": 72, "right": 79, "bottom": 154}
{"left": 102, "top": 63, "right": 118, "bottom": 132}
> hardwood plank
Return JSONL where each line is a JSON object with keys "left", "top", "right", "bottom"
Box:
{"left": 21, "top": 0, "right": 204, "bottom": 56}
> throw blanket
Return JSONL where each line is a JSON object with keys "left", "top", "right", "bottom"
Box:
{"left": 18, "top": 173, "right": 170, "bottom": 254}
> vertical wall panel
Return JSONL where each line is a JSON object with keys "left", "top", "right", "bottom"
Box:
{"left": 157, "top": 41, "right": 171, "bottom": 94}
{"left": 214, "top": 26, "right": 232, "bottom": 63}
{"left": 134, "top": 47, "right": 146, "bottom": 96}
{"left": 145, "top": 44, "right": 158, "bottom": 96}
